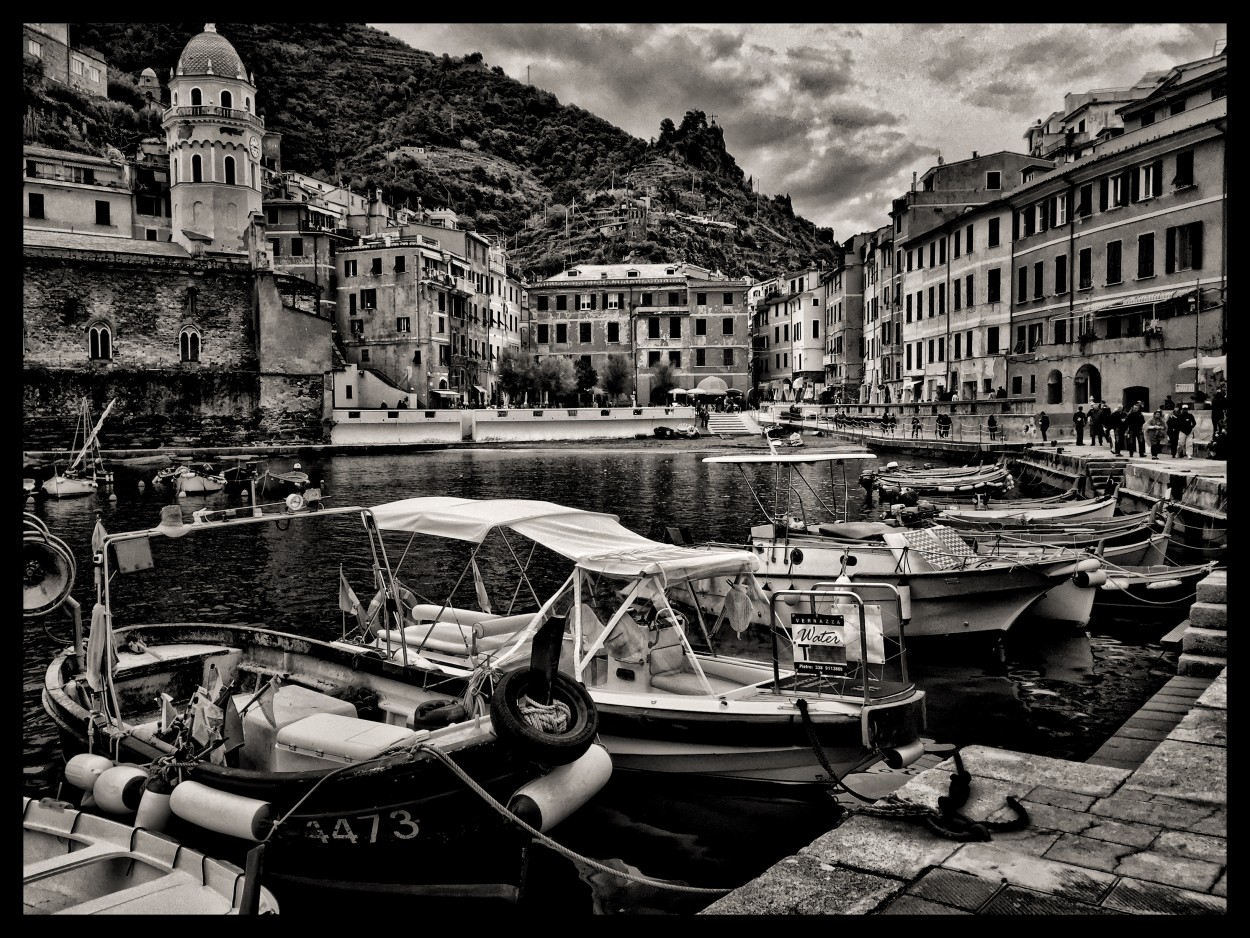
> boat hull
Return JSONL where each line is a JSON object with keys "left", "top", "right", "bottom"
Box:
{"left": 694, "top": 537, "right": 1057, "bottom": 639}
{"left": 41, "top": 475, "right": 100, "bottom": 499}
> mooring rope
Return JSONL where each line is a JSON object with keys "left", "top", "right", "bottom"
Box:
{"left": 517, "top": 695, "right": 571, "bottom": 733}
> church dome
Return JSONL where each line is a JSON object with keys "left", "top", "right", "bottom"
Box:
{"left": 177, "top": 24, "right": 247, "bottom": 80}
{"left": 140, "top": 67, "right": 157, "bottom": 78}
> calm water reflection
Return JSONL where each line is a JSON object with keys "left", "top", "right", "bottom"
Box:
{"left": 23, "top": 447, "right": 1179, "bottom": 913}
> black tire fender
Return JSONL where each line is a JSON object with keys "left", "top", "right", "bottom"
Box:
{"left": 489, "top": 668, "right": 598, "bottom": 766}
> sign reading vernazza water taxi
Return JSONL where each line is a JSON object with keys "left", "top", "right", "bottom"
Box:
{"left": 791, "top": 605, "right": 887, "bottom": 677}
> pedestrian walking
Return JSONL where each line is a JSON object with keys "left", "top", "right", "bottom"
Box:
{"left": 1038, "top": 411, "right": 1050, "bottom": 443}
{"left": 1174, "top": 404, "right": 1196, "bottom": 457}
{"left": 1107, "top": 405, "right": 1126, "bottom": 455}
{"left": 1125, "top": 403, "right": 1145, "bottom": 457}
{"left": 911, "top": 415, "right": 922, "bottom": 439}
{"left": 1211, "top": 381, "right": 1227, "bottom": 430}
{"left": 1072, "top": 406, "right": 1087, "bottom": 446}
{"left": 936, "top": 412, "right": 952, "bottom": 439}
{"left": 987, "top": 414, "right": 999, "bottom": 441}
{"left": 1145, "top": 409, "right": 1167, "bottom": 459}
{"left": 1166, "top": 408, "right": 1181, "bottom": 456}
{"left": 1088, "top": 403, "right": 1105, "bottom": 446}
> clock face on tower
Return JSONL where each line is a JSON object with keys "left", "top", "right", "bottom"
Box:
{"left": 249, "top": 137, "right": 260, "bottom": 159}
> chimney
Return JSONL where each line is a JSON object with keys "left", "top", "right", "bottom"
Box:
{"left": 971, "top": 150, "right": 978, "bottom": 159}
{"left": 911, "top": 171, "right": 917, "bottom": 192}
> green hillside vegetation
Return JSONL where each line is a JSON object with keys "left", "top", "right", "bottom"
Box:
{"left": 28, "top": 23, "right": 840, "bottom": 281}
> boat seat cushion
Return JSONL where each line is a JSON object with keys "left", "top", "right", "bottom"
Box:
{"left": 647, "top": 627, "right": 689, "bottom": 676}
{"left": 816, "top": 521, "right": 894, "bottom": 541}
{"left": 649, "top": 669, "right": 743, "bottom": 697}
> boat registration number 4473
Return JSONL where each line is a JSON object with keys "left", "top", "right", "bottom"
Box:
{"left": 300, "top": 810, "right": 420, "bottom": 844}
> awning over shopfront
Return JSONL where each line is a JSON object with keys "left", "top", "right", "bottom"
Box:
{"left": 473, "top": 386, "right": 487, "bottom": 395}
{"left": 1088, "top": 287, "right": 1192, "bottom": 317}
{"left": 431, "top": 389, "right": 459, "bottom": 398}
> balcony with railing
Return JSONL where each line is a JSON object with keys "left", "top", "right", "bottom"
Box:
{"left": 164, "top": 105, "right": 263, "bottom": 126}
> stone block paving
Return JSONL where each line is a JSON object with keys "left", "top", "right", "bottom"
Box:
{"left": 702, "top": 667, "right": 1227, "bottom": 916}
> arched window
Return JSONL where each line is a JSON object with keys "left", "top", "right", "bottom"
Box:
{"left": 244, "top": 96, "right": 251, "bottom": 113}
{"left": 172, "top": 158, "right": 178, "bottom": 184}
{"left": 192, "top": 154, "right": 202, "bottom": 183}
{"left": 190, "top": 87, "right": 202, "bottom": 106}
{"left": 224, "top": 156, "right": 235, "bottom": 185}
{"left": 173, "top": 90, "right": 178, "bottom": 106}
{"left": 192, "top": 201, "right": 203, "bottom": 228}
{"left": 180, "top": 327, "right": 201, "bottom": 363}
{"left": 220, "top": 90, "right": 233, "bottom": 109}
{"left": 88, "top": 322, "right": 112, "bottom": 360}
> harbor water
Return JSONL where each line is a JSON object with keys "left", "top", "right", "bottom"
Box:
{"left": 22, "top": 447, "right": 1184, "bottom": 913}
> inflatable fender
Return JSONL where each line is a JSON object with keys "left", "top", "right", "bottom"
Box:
{"left": 93, "top": 764, "right": 148, "bottom": 815}
{"left": 64, "top": 753, "right": 114, "bottom": 793}
{"left": 506, "top": 744, "right": 612, "bottom": 832}
{"left": 1073, "top": 569, "right": 1108, "bottom": 589}
{"left": 169, "top": 780, "right": 272, "bottom": 842}
{"left": 489, "top": 668, "right": 598, "bottom": 766}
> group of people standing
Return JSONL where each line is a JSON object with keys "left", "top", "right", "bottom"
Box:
{"left": 1075, "top": 399, "right": 1198, "bottom": 458}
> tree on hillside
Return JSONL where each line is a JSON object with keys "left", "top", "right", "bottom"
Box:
{"left": 649, "top": 359, "right": 677, "bottom": 405}
{"left": 601, "top": 353, "right": 633, "bottom": 404}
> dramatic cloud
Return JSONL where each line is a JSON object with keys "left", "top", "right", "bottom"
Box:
{"left": 374, "top": 22, "right": 1226, "bottom": 237}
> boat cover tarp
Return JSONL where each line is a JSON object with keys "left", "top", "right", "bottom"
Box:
{"left": 369, "top": 497, "right": 760, "bottom": 581}
{"left": 939, "top": 495, "right": 1116, "bottom": 524}
{"left": 703, "top": 453, "right": 877, "bottom": 465}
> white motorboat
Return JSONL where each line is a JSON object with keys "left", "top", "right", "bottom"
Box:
{"left": 335, "top": 496, "right": 929, "bottom": 792}
{"left": 687, "top": 452, "right": 1106, "bottom": 647}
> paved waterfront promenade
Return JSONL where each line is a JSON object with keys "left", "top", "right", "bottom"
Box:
{"left": 703, "top": 571, "right": 1228, "bottom": 916}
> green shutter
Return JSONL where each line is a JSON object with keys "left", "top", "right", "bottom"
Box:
{"left": 1191, "top": 221, "right": 1203, "bottom": 270}
{"left": 1165, "top": 227, "right": 1176, "bottom": 274}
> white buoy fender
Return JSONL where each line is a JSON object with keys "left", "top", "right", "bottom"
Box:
{"left": 134, "top": 776, "right": 173, "bottom": 832}
{"left": 169, "top": 780, "right": 272, "bottom": 842}
{"left": 93, "top": 764, "right": 148, "bottom": 814}
{"left": 64, "top": 753, "right": 115, "bottom": 792}
{"left": 1073, "top": 557, "right": 1102, "bottom": 574}
{"left": 506, "top": 744, "right": 613, "bottom": 833}
{"left": 1146, "top": 579, "right": 1183, "bottom": 590}
{"left": 1073, "top": 569, "right": 1109, "bottom": 589}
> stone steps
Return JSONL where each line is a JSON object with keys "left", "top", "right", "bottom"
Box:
{"left": 1175, "top": 569, "right": 1227, "bottom": 677}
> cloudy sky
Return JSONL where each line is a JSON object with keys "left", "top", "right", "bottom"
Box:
{"left": 373, "top": 23, "right": 1225, "bottom": 238}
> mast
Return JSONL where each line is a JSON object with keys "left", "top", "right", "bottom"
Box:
{"left": 67, "top": 399, "right": 116, "bottom": 473}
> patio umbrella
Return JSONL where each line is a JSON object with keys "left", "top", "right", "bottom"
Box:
{"left": 696, "top": 376, "right": 728, "bottom": 395}
{"left": 1177, "top": 354, "right": 1226, "bottom": 371}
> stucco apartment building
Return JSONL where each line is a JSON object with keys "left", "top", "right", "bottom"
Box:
{"left": 527, "top": 263, "right": 750, "bottom": 405}
{"left": 1003, "top": 52, "right": 1226, "bottom": 411}
{"left": 24, "top": 24, "right": 108, "bottom": 98}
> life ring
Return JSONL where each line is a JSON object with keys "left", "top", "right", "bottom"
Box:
{"left": 489, "top": 668, "right": 597, "bottom": 767}
{"left": 365, "top": 583, "right": 420, "bottom": 633}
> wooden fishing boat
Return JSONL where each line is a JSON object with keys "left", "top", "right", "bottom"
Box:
{"left": 42, "top": 399, "right": 116, "bottom": 500}
{"left": 1094, "top": 561, "right": 1219, "bottom": 620}
{"left": 37, "top": 498, "right": 610, "bottom": 906}
{"left": 332, "top": 496, "right": 929, "bottom": 793}
{"left": 869, "top": 461, "right": 1013, "bottom": 502}
{"left": 153, "top": 458, "right": 226, "bottom": 495}
{"left": 23, "top": 796, "right": 280, "bottom": 914}
{"left": 220, "top": 455, "right": 266, "bottom": 496}
{"left": 936, "top": 493, "right": 1119, "bottom": 527}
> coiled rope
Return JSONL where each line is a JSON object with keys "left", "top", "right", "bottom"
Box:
{"left": 517, "top": 695, "right": 571, "bottom": 733}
